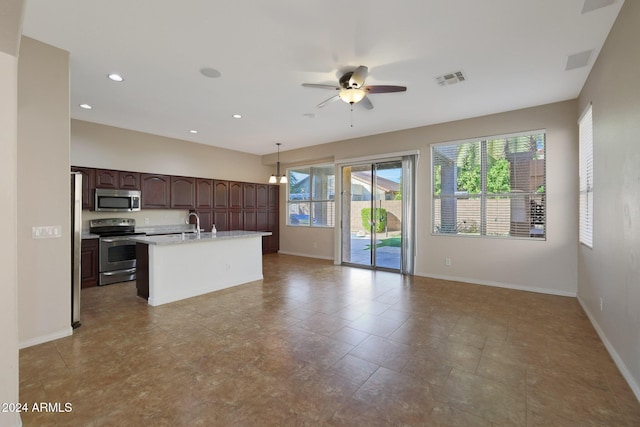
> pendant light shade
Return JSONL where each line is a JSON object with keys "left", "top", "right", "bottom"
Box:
{"left": 270, "top": 143, "right": 287, "bottom": 184}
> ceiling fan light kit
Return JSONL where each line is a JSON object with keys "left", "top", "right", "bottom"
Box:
{"left": 338, "top": 88, "right": 366, "bottom": 105}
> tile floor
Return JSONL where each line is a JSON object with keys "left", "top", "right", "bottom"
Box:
{"left": 19, "top": 254, "right": 640, "bottom": 426}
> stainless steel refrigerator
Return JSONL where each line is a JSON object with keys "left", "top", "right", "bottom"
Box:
{"left": 71, "top": 172, "right": 82, "bottom": 329}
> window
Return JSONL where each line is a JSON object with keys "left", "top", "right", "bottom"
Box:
{"left": 579, "top": 105, "right": 593, "bottom": 248}
{"left": 287, "top": 164, "right": 335, "bottom": 227}
{"left": 432, "top": 131, "right": 546, "bottom": 239}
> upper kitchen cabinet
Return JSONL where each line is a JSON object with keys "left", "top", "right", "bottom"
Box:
{"left": 256, "top": 184, "right": 269, "bottom": 209}
{"left": 170, "top": 176, "right": 195, "bottom": 209}
{"left": 119, "top": 171, "right": 141, "bottom": 190}
{"left": 95, "top": 169, "right": 118, "bottom": 189}
{"left": 213, "top": 180, "right": 229, "bottom": 209}
{"left": 141, "top": 173, "right": 171, "bottom": 209}
{"left": 96, "top": 169, "right": 141, "bottom": 190}
{"left": 195, "top": 178, "right": 213, "bottom": 209}
{"left": 268, "top": 185, "right": 279, "bottom": 210}
{"left": 229, "top": 182, "right": 243, "bottom": 209}
{"left": 243, "top": 183, "right": 256, "bottom": 209}
{"left": 71, "top": 166, "right": 95, "bottom": 210}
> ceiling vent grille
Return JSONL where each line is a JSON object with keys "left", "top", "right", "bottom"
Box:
{"left": 436, "top": 71, "right": 466, "bottom": 86}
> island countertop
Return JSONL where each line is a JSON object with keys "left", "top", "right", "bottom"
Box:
{"left": 131, "top": 230, "right": 272, "bottom": 246}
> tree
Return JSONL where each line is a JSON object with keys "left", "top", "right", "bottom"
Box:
{"left": 457, "top": 144, "right": 480, "bottom": 194}
{"left": 487, "top": 157, "right": 511, "bottom": 193}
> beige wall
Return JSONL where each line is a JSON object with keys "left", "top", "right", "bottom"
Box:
{"left": 578, "top": 0, "right": 640, "bottom": 399}
{"left": 1, "top": 3, "right": 23, "bottom": 426}
{"left": 0, "top": 50, "right": 20, "bottom": 427}
{"left": 17, "top": 37, "right": 71, "bottom": 347}
{"left": 72, "top": 119, "right": 273, "bottom": 183}
{"left": 71, "top": 120, "right": 276, "bottom": 228}
{"left": 277, "top": 100, "right": 578, "bottom": 296}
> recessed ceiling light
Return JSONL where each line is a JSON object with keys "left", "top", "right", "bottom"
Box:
{"left": 189, "top": 130, "right": 198, "bottom": 134}
{"left": 79, "top": 103, "right": 92, "bottom": 110}
{"left": 200, "top": 67, "right": 222, "bottom": 78}
{"left": 107, "top": 73, "right": 124, "bottom": 82}
{"left": 232, "top": 114, "right": 242, "bottom": 119}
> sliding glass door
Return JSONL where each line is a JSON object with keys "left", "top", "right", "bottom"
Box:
{"left": 341, "top": 160, "right": 405, "bottom": 271}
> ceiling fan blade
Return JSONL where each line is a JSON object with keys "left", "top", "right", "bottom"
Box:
{"left": 349, "top": 65, "right": 368, "bottom": 88}
{"left": 357, "top": 96, "right": 374, "bottom": 110}
{"left": 302, "top": 83, "right": 340, "bottom": 90}
{"left": 364, "top": 85, "right": 407, "bottom": 94}
{"left": 317, "top": 95, "right": 340, "bottom": 108}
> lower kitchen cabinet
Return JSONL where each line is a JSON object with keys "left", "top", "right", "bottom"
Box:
{"left": 81, "top": 238, "right": 99, "bottom": 288}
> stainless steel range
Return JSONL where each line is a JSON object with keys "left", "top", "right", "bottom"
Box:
{"left": 90, "top": 218, "right": 144, "bottom": 286}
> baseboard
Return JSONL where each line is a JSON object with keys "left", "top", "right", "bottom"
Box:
{"left": 276, "top": 250, "right": 334, "bottom": 261}
{"left": 19, "top": 327, "right": 72, "bottom": 349}
{"left": 577, "top": 296, "right": 640, "bottom": 402}
{"left": 414, "top": 271, "right": 577, "bottom": 298}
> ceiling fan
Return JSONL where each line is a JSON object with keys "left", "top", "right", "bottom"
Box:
{"left": 302, "top": 65, "right": 407, "bottom": 110}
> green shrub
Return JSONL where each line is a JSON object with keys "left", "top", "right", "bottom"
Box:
{"left": 361, "top": 208, "right": 387, "bottom": 233}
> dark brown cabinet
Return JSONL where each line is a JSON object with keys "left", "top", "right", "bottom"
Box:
{"left": 243, "top": 183, "right": 256, "bottom": 209}
{"left": 96, "top": 169, "right": 140, "bottom": 190}
{"left": 71, "top": 167, "right": 95, "bottom": 210}
{"left": 198, "top": 210, "right": 213, "bottom": 232}
{"left": 213, "top": 180, "right": 229, "bottom": 209}
{"left": 213, "top": 210, "right": 229, "bottom": 231}
{"left": 72, "top": 166, "right": 279, "bottom": 253}
{"left": 229, "top": 181, "right": 243, "bottom": 209}
{"left": 268, "top": 185, "right": 279, "bottom": 210}
{"left": 244, "top": 210, "right": 257, "bottom": 231}
{"left": 196, "top": 179, "right": 213, "bottom": 209}
{"left": 229, "top": 210, "right": 244, "bottom": 230}
{"left": 256, "top": 184, "right": 269, "bottom": 209}
{"left": 81, "top": 238, "right": 99, "bottom": 288}
{"left": 170, "top": 176, "right": 195, "bottom": 209}
{"left": 119, "top": 171, "right": 141, "bottom": 190}
{"left": 95, "top": 169, "right": 119, "bottom": 189}
{"left": 141, "top": 173, "right": 171, "bottom": 208}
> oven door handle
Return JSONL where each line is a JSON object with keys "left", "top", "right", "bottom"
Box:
{"left": 102, "top": 268, "right": 136, "bottom": 276}
{"left": 101, "top": 238, "right": 133, "bottom": 243}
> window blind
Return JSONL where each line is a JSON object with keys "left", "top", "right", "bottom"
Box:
{"left": 432, "top": 131, "right": 546, "bottom": 239}
{"left": 579, "top": 105, "right": 594, "bottom": 248}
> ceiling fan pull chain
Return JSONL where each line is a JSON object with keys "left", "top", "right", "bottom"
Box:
{"left": 350, "top": 105, "right": 354, "bottom": 127}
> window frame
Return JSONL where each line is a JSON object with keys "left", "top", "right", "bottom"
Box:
{"left": 431, "top": 130, "right": 547, "bottom": 240}
{"left": 286, "top": 163, "right": 335, "bottom": 228}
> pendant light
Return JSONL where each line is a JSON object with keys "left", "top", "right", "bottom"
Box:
{"left": 269, "top": 143, "right": 288, "bottom": 184}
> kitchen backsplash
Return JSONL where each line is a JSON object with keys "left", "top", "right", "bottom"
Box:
{"left": 82, "top": 209, "right": 190, "bottom": 232}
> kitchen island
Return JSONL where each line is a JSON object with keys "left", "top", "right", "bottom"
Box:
{"left": 133, "top": 231, "right": 271, "bottom": 306}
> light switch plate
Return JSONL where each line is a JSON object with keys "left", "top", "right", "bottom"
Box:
{"left": 32, "top": 225, "right": 62, "bottom": 239}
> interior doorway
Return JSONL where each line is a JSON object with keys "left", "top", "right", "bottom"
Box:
{"left": 340, "top": 157, "right": 414, "bottom": 273}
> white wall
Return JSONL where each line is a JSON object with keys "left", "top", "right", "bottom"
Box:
{"left": 578, "top": 0, "right": 640, "bottom": 399}
{"left": 276, "top": 101, "right": 578, "bottom": 296}
{"left": 17, "top": 37, "right": 72, "bottom": 347}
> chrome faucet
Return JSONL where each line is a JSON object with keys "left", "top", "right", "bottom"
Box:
{"left": 186, "top": 212, "right": 201, "bottom": 236}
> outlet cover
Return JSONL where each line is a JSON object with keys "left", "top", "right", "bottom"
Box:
{"left": 32, "top": 225, "right": 62, "bottom": 239}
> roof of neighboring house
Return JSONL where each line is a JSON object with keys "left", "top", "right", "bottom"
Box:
{"left": 351, "top": 172, "right": 400, "bottom": 193}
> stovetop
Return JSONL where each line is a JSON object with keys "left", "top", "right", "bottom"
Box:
{"left": 89, "top": 218, "right": 138, "bottom": 236}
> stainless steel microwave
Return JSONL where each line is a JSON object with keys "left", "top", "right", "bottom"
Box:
{"left": 94, "top": 188, "right": 141, "bottom": 212}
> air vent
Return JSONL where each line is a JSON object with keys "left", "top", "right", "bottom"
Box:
{"left": 435, "top": 71, "right": 466, "bottom": 86}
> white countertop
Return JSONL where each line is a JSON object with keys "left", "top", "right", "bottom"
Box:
{"left": 131, "top": 230, "right": 271, "bottom": 246}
